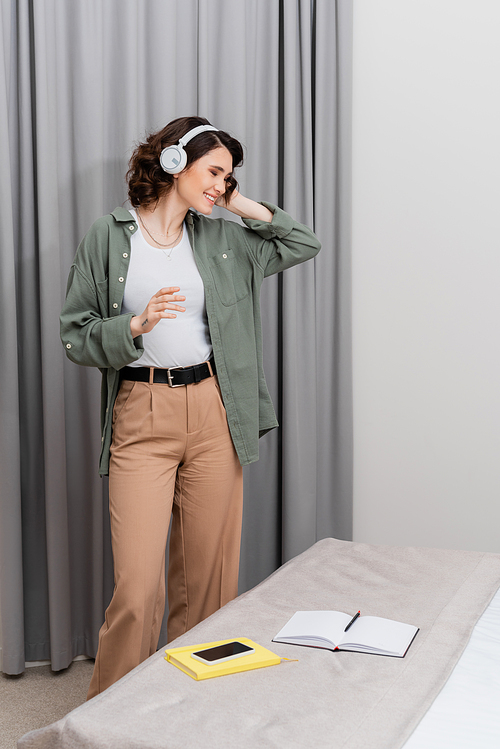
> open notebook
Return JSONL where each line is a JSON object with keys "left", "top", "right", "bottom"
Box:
{"left": 273, "top": 610, "right": 419, "bottom": 657}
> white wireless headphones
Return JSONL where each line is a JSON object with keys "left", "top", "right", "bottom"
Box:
{"left": 159, "top": 124, "right": 219, "bottom": 174}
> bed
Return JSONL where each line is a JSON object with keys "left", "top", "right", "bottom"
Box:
{"left": 18, "top": 538, "right": 500, "bottom": 748}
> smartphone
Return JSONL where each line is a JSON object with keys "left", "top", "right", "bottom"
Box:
{"left": 190, "top": 641, "right": 255, "bottom": 665}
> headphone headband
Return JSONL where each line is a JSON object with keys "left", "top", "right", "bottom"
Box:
{"left": 178, "top": 125, "right": 219, "bottom": 147}
{"left": 160, "top": 124, "right": 220, "bottom": 174}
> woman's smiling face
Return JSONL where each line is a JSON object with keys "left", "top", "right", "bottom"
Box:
{"left": 174, "top": 146, "right": 234, "bottom": 214}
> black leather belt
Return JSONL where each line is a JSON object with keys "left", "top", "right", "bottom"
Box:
{"left": 120, "top": 357, "right": 216, "bottom": 387}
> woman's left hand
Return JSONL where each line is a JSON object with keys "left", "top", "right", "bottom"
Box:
{"left": 215, "top": 189, "right": 234, "bottom": 208}
{"left": 216, "top": 190, "right": 273, "bottom": 223}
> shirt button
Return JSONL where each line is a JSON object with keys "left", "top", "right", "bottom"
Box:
{"left": 113, "top": 303, "right": 118, "bottom": 309}
{"left": 128, "top": 225, "right": 135, "bottom": 231}
{"left": 66, "top": 343, "right": 72, "bottom": 349}
{"left": 118, "top": 277, "right": 124, "bottom": 282}
{"left": 222, "top": 253, "right": 227, "bottom": 259}
{"left": 123, "top": 253, "right": 128, "bottom": 258}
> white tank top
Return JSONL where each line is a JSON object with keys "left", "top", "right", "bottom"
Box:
{"left": 122, "top": 209, "right": 212, "bottom": 368}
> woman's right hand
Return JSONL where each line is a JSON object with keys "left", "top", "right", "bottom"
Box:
{"left": 130, "top": 287, "right": 185, "bottom": 338}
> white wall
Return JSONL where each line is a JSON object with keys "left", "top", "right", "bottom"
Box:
{"left": 352, "top": 1, "right": 500, "bottom": 551}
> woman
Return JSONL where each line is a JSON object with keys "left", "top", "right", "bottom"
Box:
{"left": 60, "top": 116, "right": 320, "bottom": 698}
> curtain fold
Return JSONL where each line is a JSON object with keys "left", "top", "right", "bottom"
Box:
{"left": 313, "top": 0, "right": 353, "bottom": 543}
{"left": 0, "top": 0, "right": 25, "bottom": 675}
{"left": 280, "top": 0, "right": 319, "bottom": 561}
{"left": 0, "top": 0, "right": 352, "bottom": 674}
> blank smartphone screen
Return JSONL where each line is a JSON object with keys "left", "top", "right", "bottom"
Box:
{"left": 192, "top": 641, "right": 253, "bottom": 662}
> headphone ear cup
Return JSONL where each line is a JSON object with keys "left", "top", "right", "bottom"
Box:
{"left": 159, "top": 145, "right": 188, "bottom": 174}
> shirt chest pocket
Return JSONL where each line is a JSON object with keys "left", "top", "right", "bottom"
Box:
{"left": 208, "top": 249, "right": 250, "bottom": 306}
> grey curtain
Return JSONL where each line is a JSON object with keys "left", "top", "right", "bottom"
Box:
{"left": 0, "top": 0, "right": 352, "bottom": 675}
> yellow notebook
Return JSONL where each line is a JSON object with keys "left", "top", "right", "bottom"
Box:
{"left": 165, "top": 637, "right": 281, "bottom": 680}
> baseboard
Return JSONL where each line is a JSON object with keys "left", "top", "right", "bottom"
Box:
{"left": 25, "top": 654, "right": 91, "bottom": 669}
{"left": 0, "top": 648, "right": 91, "bottom": 673}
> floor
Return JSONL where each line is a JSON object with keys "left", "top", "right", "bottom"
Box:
{"left": 0, "top": 660, "right": 94, "bottom": 749}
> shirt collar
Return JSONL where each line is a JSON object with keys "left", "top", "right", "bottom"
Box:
{"left": 111, "top": 206, "right": 136, "bottom": 223}
{"left": 111, "top": 207, "right": 198, "bottom": 226}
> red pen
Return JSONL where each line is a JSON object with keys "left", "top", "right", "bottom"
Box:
{"left": 344, "top": 611, "right": 361, "bottom": 632}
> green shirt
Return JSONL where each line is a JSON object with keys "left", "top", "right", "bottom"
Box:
{"left": 60, "top": 202, "right": 320, "bottom": 474}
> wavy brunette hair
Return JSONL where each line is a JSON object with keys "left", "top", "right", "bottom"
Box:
{"left": 127, "top": 116, "right": 244, "bottom": 208}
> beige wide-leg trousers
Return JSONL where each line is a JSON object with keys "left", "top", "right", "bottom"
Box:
{"left": 87, "top": 373, "right": 243, "bottom": 699}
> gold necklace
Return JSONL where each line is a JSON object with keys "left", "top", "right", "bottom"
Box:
{"left": 137, "top": 209, "right": 183, "bottom": 249}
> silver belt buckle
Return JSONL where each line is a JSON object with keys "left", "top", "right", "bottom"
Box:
{"left": 167, "top": 366, "right": 184, "bottom": 387}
